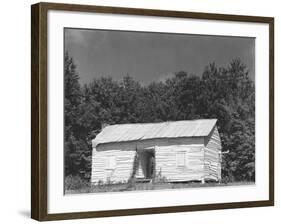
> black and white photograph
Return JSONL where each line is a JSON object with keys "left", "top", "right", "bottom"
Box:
{"left": 64, "top": 28, "right": 255, "bottom": 194}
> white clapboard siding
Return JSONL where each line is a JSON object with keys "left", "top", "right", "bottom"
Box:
{"left": 91, "top": 148, "right": 136, "bottom": 184}
{"left": 91, "top": 126, "right": 222, "bottom": 184}
{"left": 96, "top": 137, "right": 204, "bottom": 152}
{"left": 155, "top": 144, "right": 205, "bottom": 182}
{"left": 203, "top": 126, "right": 222, "bottom": 181}
{"left": 92, "top": 137, "right": 205, "bottom": 183}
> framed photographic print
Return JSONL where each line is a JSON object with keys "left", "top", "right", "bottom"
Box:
{"left": 31, "top": 2, "right": 274, "bottom": 221}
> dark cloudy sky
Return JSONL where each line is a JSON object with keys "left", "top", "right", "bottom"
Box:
{"left": 64, "top": 28, "right": 255, "bottom": 85}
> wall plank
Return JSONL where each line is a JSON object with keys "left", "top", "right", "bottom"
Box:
{"left": 204, "top": 126, "right": 222, "bottom": 181}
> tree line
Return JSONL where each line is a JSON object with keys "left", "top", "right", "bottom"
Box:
{"left": 64, "top": 52, "right": 255, "bottom": 183}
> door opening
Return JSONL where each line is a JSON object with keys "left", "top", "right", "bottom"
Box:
{"left": 137, "top": 149, "right": 155, "bottom": 179}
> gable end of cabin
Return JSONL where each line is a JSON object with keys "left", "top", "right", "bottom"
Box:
{"left": 203, "top": 126, "right": 222, "bottom": 181}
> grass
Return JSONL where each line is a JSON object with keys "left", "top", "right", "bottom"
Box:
{"left": 65, "top": 176, "right": 254, "bottom": 194}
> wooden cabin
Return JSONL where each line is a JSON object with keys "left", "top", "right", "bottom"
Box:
{"left": 91, "top": 119, "right": 222, "bottom": 184}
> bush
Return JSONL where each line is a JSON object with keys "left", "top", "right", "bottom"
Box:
{"left": 153, "top": 170, "right": 168, "bottom": 183}
{"left": 65, "top": 175, "right": 90, "bottom": 190}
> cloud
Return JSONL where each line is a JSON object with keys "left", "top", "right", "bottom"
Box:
{"left": 65, "top": 29, "right": 108, "bottom": 49}
{"left": 65, "top": 29, "right": 86, "bottom": 46}
{"left": 157, "top": 72, "right": 175, "bottom": 83}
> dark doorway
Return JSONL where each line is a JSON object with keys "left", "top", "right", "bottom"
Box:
{"left": 138, "top": 149, "right": 155, "bottom": 179}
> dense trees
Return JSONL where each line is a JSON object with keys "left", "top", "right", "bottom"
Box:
{"left": 64, "top": 53, "right": 255, "bottom": 183}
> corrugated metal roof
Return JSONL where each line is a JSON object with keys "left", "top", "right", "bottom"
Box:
{"left": 92, "top": 119, "right": 217, "bottom": 147}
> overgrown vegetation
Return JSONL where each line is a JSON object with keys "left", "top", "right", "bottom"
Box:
{"left": 65, "top": 177, "right": 254, "bottom": 194}
{"left": 64, "top": 52, "right": 255, "bottom": 190}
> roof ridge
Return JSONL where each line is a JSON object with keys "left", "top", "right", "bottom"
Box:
{"left": 92, "top": 119, "right": 218, "bottom": 147}
{"left": 105, "top": 118, "right": 217, "bottom": 127}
